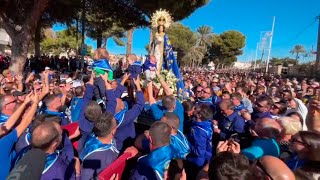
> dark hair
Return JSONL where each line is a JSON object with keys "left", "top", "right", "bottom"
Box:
{"left": 43, "top": 94, "right": 60, "bottom": 107}
{"left": 182, "top": 100, "right": 194, "bottom": 112}
{"left": 93, "top": 112, "right": 115, "bottom": 137}
{"left": 149, "top": 121, "right": 171, "bottom": 147}
{"left": 198, "top": 104, "right": 214, "bottom": 120}
{"left": 222, "top": 91, "right": 230, "bottom": 96}
{"left": 0, "top": 95, "right": 5, "bottom": 112}
{"left": 231, "top": 92, "right": 242, "bottom": 100}
{"left": 74, "top": 86, "right": 84, "bottom": 97}
{"left": 274, "top": 102, "right": 287, "bottom": 115}
{"left": 85, "top": 101, "right": 102, "bottom": 122}
{"left": 31, "top": 121, "right": 60, "bottom": 150}
{"left": 208, "top": 152, "right": 254, "bottom": 180}
{"left": 256, "top": 95, "right": 273, "bottom": 108}
{"left": 157, "top": 25, "right": 165, "bottom": 33}
{"left": 298, "top": 131, "right": 320, "bottom": 161}
{"left": 162, "top": 95, "right": 176, "bottom": 110}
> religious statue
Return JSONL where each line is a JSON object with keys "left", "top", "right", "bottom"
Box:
{"left": 150, "top": 9, "right": 184, "bottom": 93}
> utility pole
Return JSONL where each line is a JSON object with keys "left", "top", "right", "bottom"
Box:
{"left": 315, "top": 15, "right": 320, "bottom": 73}
{"left": 266, "top": 16, "right": 276, "bottom": 73}
{"left": 254, "top": 42, "right": 259, "bottom": 71}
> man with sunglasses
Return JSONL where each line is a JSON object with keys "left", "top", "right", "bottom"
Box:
{"left": 197, "top": 87, "right": 222, "bottom": 115}
{"left": 251, "top": 95, "right": 273, "bottom": 121}
{"left": 0, "top": 95, "right": 18, "bottom": 124}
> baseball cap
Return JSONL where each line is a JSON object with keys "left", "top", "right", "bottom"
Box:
{"left": 66, "top": 78, "right": 73, "bottom": 84}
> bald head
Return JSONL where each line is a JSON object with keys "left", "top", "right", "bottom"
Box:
{"left": 31, "top": 121, "right": 61, "bottom": 152}
{"left": 161, "top": 112, "right": 180, "bottom": 132}
{"left": 258, "top": 156, "right": 295, "bottom": 180}
{"left": 254, "top": 118, "right": 281, "bottom": 139}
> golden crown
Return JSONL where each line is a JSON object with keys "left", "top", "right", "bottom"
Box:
{"left": 151, "top": 9, "right": 173, "bottom": 28}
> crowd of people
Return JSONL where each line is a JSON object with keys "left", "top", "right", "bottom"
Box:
{"left": 1, "top": 48, "right": 320, "bottom": 180}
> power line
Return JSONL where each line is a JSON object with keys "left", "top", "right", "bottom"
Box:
{"left": 286, "top": 19, "right": 317, "bottom": 44}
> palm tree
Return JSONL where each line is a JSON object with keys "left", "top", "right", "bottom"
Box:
{"left": 182, "top": 46, "right": 206, "bottom": 68}
{"left": 196, "top": 25, "right": 213, "bottom": 49}
{"left": 290, "top": 45, "right": 306, "bottom": 60}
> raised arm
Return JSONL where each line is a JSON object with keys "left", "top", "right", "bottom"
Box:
{"left": 101, "top": 73, "right": 116, "bottom": 115}
{"left": 16, "top": 93, "right": 39, "bottom": 137}
{"left": 156, "top": 70, "right": 173, "bottom": 96}
{"left": 15, "top": 74, "right": 24, "bottom": 92}
{"left": 39, "top": 71, "right": 50, "bottom": 101}
{"left": 147, "top": 81, "right": 157, "bottom": 106}
{"left": 123, "top": 77, "right": 145, "bottom": 125}
{"left": 4, "top": 93, "right": 32, "bottom": 131}
{"left": 114, "top": 73, "right": 130, "bottom": 98}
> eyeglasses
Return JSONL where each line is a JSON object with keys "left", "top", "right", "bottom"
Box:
{"left": 4, "top": 98, "right": 17, "bottom": 106}
{"left": 255, "top": 102, "right": 264, "bottom": 108}
{"left": 272, "top": 105, "right": 280, "bottom": 109}
{"left": 202, "top": 90, "right": 210, "bottom": 94}
{"left": 290, "top": 137, "right": 309, "bottom": 147}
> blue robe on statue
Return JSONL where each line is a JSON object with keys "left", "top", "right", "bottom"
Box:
{"left": 163, "top": 34, "right": 185, "bottom": 94}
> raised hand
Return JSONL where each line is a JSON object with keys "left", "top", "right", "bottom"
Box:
{"left": 216, "top": 141, "right": 229, "bottom": 154}
{"left": 31, "top": 92, "right": 39, "bottom": 104}
{"left": 24, "top": 92, "right": 33, "bottom": 104}
{"left": 15, "top": 74, "right": 23, "bottom": 81}
{"left": 123, "top": 73, "right": 130, "bottom": 81}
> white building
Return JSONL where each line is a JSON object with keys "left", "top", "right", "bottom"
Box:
{"left": 233, "top": 62, "right": 251, "bottom": 69}
{"left": 0, "top": 28, "right": 12, "bottom": 54}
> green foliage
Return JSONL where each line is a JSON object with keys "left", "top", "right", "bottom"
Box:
{"left": 41, "top": 26, "right": 83, "bottom": 55}
{"left": 270, "top": 57, "right": 298, "bottom": 66}
{"left": 290, "top": 45, "right": 306, "bottom": 60}
{"left": 134, "top": 0, "right": 209, "bottom": 20}
{"left": 196, "top": 25, "right": 213, "bottom": 47}
{"left": 166, "top": 23, "right": 197, "bottom": 52}
{"left": 208, "top": 30, "right": 246, "bottom": 67}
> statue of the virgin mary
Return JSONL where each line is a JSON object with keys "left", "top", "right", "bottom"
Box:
{"left": 150, "top": 9, "right": 184, "bottom": 93}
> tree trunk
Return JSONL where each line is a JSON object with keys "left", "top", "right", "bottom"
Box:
{"left": 148, "top": 27, "right": 153, "bottom": 54}
{"left": 103, "top": 37, "right": 108, "bottom": 49}
{"left": 97, "top": 30, "right": 103, "bottom": 48}
{"left": 34, "top": 23, "right": 41, "bottom": 57}
{"left": 126, "top": 27, "right": 134, "bottom": 55}
{"left": 11, "top": 31, "right": 33, "bottom": 73}
{"left": 3, "top": 0, "right": 51, "bottom": 74}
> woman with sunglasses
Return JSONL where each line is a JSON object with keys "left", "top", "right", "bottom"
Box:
{"left": 286, "top": 131, "right": 320, "bottom": 179}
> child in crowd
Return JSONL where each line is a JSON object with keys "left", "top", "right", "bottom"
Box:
{"left": 143, "top": 55, "right": 157, "bottom": 81}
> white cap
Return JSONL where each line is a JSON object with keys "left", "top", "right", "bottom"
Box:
{"left": 45, "top": 67, "right": 50, "bottom": 70}
{"left": 72, "top": 80, "right": 82, "bottom": 88}
{"left": 66, "top": 78, "right": 73, "bottom": 84}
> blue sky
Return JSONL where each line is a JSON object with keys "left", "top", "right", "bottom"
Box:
{"left": 53, "top": 0, "right": 320, "bottom": 62}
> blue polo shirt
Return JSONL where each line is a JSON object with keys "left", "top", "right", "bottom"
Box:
{"left": 0, "top": 129, "right": 18, "bottom": 180}
{"left": 150, "top": 100, "right": 184, "bottom": 131}
{"left": 219, "top": 111, "right": 245, "bottom": 140}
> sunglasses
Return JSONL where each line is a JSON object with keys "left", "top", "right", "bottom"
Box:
{"left": 4, "top": 98, "right": 17, "bottom": 106}
{"left": 255, "top": 103, "right": 264, "bottom": 108}
{"left": 290, "top": 137, "right": 309, "bottom": 147}
{"left": 202, "top": 90, "right": 210, "bottom": 94}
